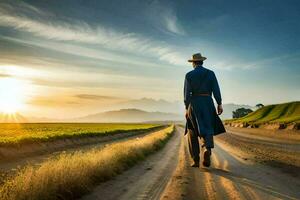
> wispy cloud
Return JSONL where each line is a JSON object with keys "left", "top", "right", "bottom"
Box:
{"left": 213, "top": 52, "right": 300, "bottom": 71}
{"left": 0, "top": 1, "right": 186, "bottom": 66}
{"left": 28, "top": 98, "right": 81, "bottom": 107}
{"left": 2, "top": 36, "right": 174, "bottom": 70}
{"left": 0, "top": 73, "right": 11, "bottom": 78}
{"left": 240, "top": 52, "right": 300, "bottom": 69}
{"left": 28, "top": 93, "right": 126, "bottom": 108}
{"left": 163, "top": 9, "right": 185, "bottom": 35}
{"left": 146, "top": 1, "right": 185, "bottom": 35}
{"left": 75, "top": 94, "right": 123, "bottom": 101}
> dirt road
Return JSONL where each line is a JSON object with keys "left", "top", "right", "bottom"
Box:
{"left": 82, "top": 126, "right": 300, "bottom": 200}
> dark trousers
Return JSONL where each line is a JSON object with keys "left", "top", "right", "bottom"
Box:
{"left": 187, "top": 129, "right": 214, "bottom": 162}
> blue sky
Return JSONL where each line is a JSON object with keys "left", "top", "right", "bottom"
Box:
{"left": 0, "top": 0, "right": 299, "bottom": 117}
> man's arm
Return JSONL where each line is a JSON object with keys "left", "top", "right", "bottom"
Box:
{"left": 212, "top": 72, "right": 223, "bottom": 115}
{"left": 184, "top": 74, "right": 192, "bottom": 117}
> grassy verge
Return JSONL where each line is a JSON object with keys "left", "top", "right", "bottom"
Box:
{"left": 224, "top": 101, "right": 300, "bottom": 129}
{"left": 0, "top": 123, "right": 162, "bottom": 146}
{"left": 0, "top": 125, "right": 175, "bottom": 200}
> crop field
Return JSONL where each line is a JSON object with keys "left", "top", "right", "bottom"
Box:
{"left": 0, "top": 125, "right": 174, "bottom": 200}
{"left": 0, "top": 123, "right": 162, "bottom": 146}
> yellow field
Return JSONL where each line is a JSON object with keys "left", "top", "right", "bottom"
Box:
{"left": 0, "top": 123, "right": 162, "bottom": 146}
{"left": 0, "top": 125, "right": 174, "bottom": 200}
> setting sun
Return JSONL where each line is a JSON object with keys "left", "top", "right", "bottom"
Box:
{"left": 0, "top": 78, "right": 26, "bottom": 113}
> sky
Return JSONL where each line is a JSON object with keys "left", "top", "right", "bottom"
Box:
{"left": 0, "top": 0, "right": 299, "bottom": 118}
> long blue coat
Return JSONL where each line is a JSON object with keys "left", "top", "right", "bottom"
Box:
{"left": 184, "top": 65, "right": 225, "bottom": 137}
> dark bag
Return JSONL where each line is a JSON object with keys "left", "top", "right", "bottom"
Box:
{"left": 214, "top": 113, "right": 226, "bottom": 135}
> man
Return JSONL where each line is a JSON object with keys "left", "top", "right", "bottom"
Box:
{"left": 184, "top": 53, "right": 225, "bottom": 167}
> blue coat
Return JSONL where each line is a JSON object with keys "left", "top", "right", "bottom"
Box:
{"left": 184, "top": 65, "right": 225, "bottom": 136}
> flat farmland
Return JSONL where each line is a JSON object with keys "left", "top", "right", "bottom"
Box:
{"left": 0, "top": 123, "right": 161, "bottom": 146}
{"left": 0, "top": 125, "right": 175, "bottom": 200}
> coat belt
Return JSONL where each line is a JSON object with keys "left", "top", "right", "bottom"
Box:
{"left": 193, "top": 93, "right": 211, "bottom": 96}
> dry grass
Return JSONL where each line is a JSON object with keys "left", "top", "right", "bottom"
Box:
{"left": 0, "top": 125, "right": 175, "bottom": 200}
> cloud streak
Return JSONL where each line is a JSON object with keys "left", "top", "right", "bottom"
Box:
{"left": 163, "top": 8, "right": 185, "bottom": 35}
{"left": 164, "top": 15, "right": 185, "bottom": 35}
{"left": 28, "top": 97, "right": 81, "bottom": 107}
{"left": 0, "top": 2, "right": 186, "bottom": 66}
{"left": 146, "top": 0, "right": 185, "bottom": 36}
{"left": 0, "top": 73, "right": 11, "bottom": 78}
{"left": 75, "top": 94, "right": 123, "bottom": 101}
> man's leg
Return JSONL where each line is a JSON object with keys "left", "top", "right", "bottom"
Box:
{"left": 201, "top": 134, "right": 214, "bottom": 167}
{"left": 187, "top": 129, "right": 200, "bottom": 167}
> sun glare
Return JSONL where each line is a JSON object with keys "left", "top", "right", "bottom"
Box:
{"left": 0, "top": 78, "right": 26, "bottom": 114}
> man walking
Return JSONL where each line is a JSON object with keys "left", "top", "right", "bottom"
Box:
{"left": 184, "top": 53, "right": 225, "bottom": 167}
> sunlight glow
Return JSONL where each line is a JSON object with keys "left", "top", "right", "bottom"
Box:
{"left": 0, "top": 78, "right": 26, "bottom": 113}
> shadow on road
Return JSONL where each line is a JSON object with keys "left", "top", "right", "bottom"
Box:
{"left": 202, "top": 167, "right": 298, "bottom": 200}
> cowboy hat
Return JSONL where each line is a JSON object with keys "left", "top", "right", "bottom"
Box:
{"left": 188, "top": 53, "right": 207, "bottom": 62}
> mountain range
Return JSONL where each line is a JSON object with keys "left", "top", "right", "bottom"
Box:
{"left": 103, "top": 98, "right": 184, "bottom": 114}
{"left": 73, "top": 108, "right": 183, "bottom": 123}
{"left": 0, "top": 98, "right": 253, "bottom": 123}
{"left": 95, "top": 98, "right": 253, "bottom": 120}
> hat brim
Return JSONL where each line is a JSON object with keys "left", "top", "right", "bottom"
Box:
{"left": 188, "top": 57, "right": 207, "bottom": 62}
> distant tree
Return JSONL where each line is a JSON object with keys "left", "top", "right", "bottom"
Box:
{"left": 232, "top": 108, "right": 253, "bottom": 118}
{"left": 256, "top": 103, "right": 264, "bottom": 109}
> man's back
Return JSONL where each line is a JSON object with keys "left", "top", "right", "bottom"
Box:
{"left": 184, "top": 65, "right": 222, "bottom": 107}
{"left": 185, "top": 66, "right": 213, "bottom": 94}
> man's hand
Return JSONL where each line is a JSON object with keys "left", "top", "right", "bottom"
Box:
{"left": 217, "top": 104, "right": 223, "bottom": 115}
{"left": 185, "top": 110, "right": 188, "bottom": 119}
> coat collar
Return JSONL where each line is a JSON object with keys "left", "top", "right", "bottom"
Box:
{"left": 194, "top": 65, "right": 203, "bottom": 69}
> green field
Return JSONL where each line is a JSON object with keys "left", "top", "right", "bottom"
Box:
{"left": 0, "top": 125, "right": 174, "bottom": 200}
{"left": 226, "top": 101, "right": 300, "bottom": 125}
{"left": 0, "top": 123, "right": 162, "bottom": 146}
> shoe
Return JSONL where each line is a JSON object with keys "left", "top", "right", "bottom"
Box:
{"left": 191, "top": 160, "right": 199, "bottom": 167}
{"left": 203, "top": 150, "right": 211, "bottom": 167}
